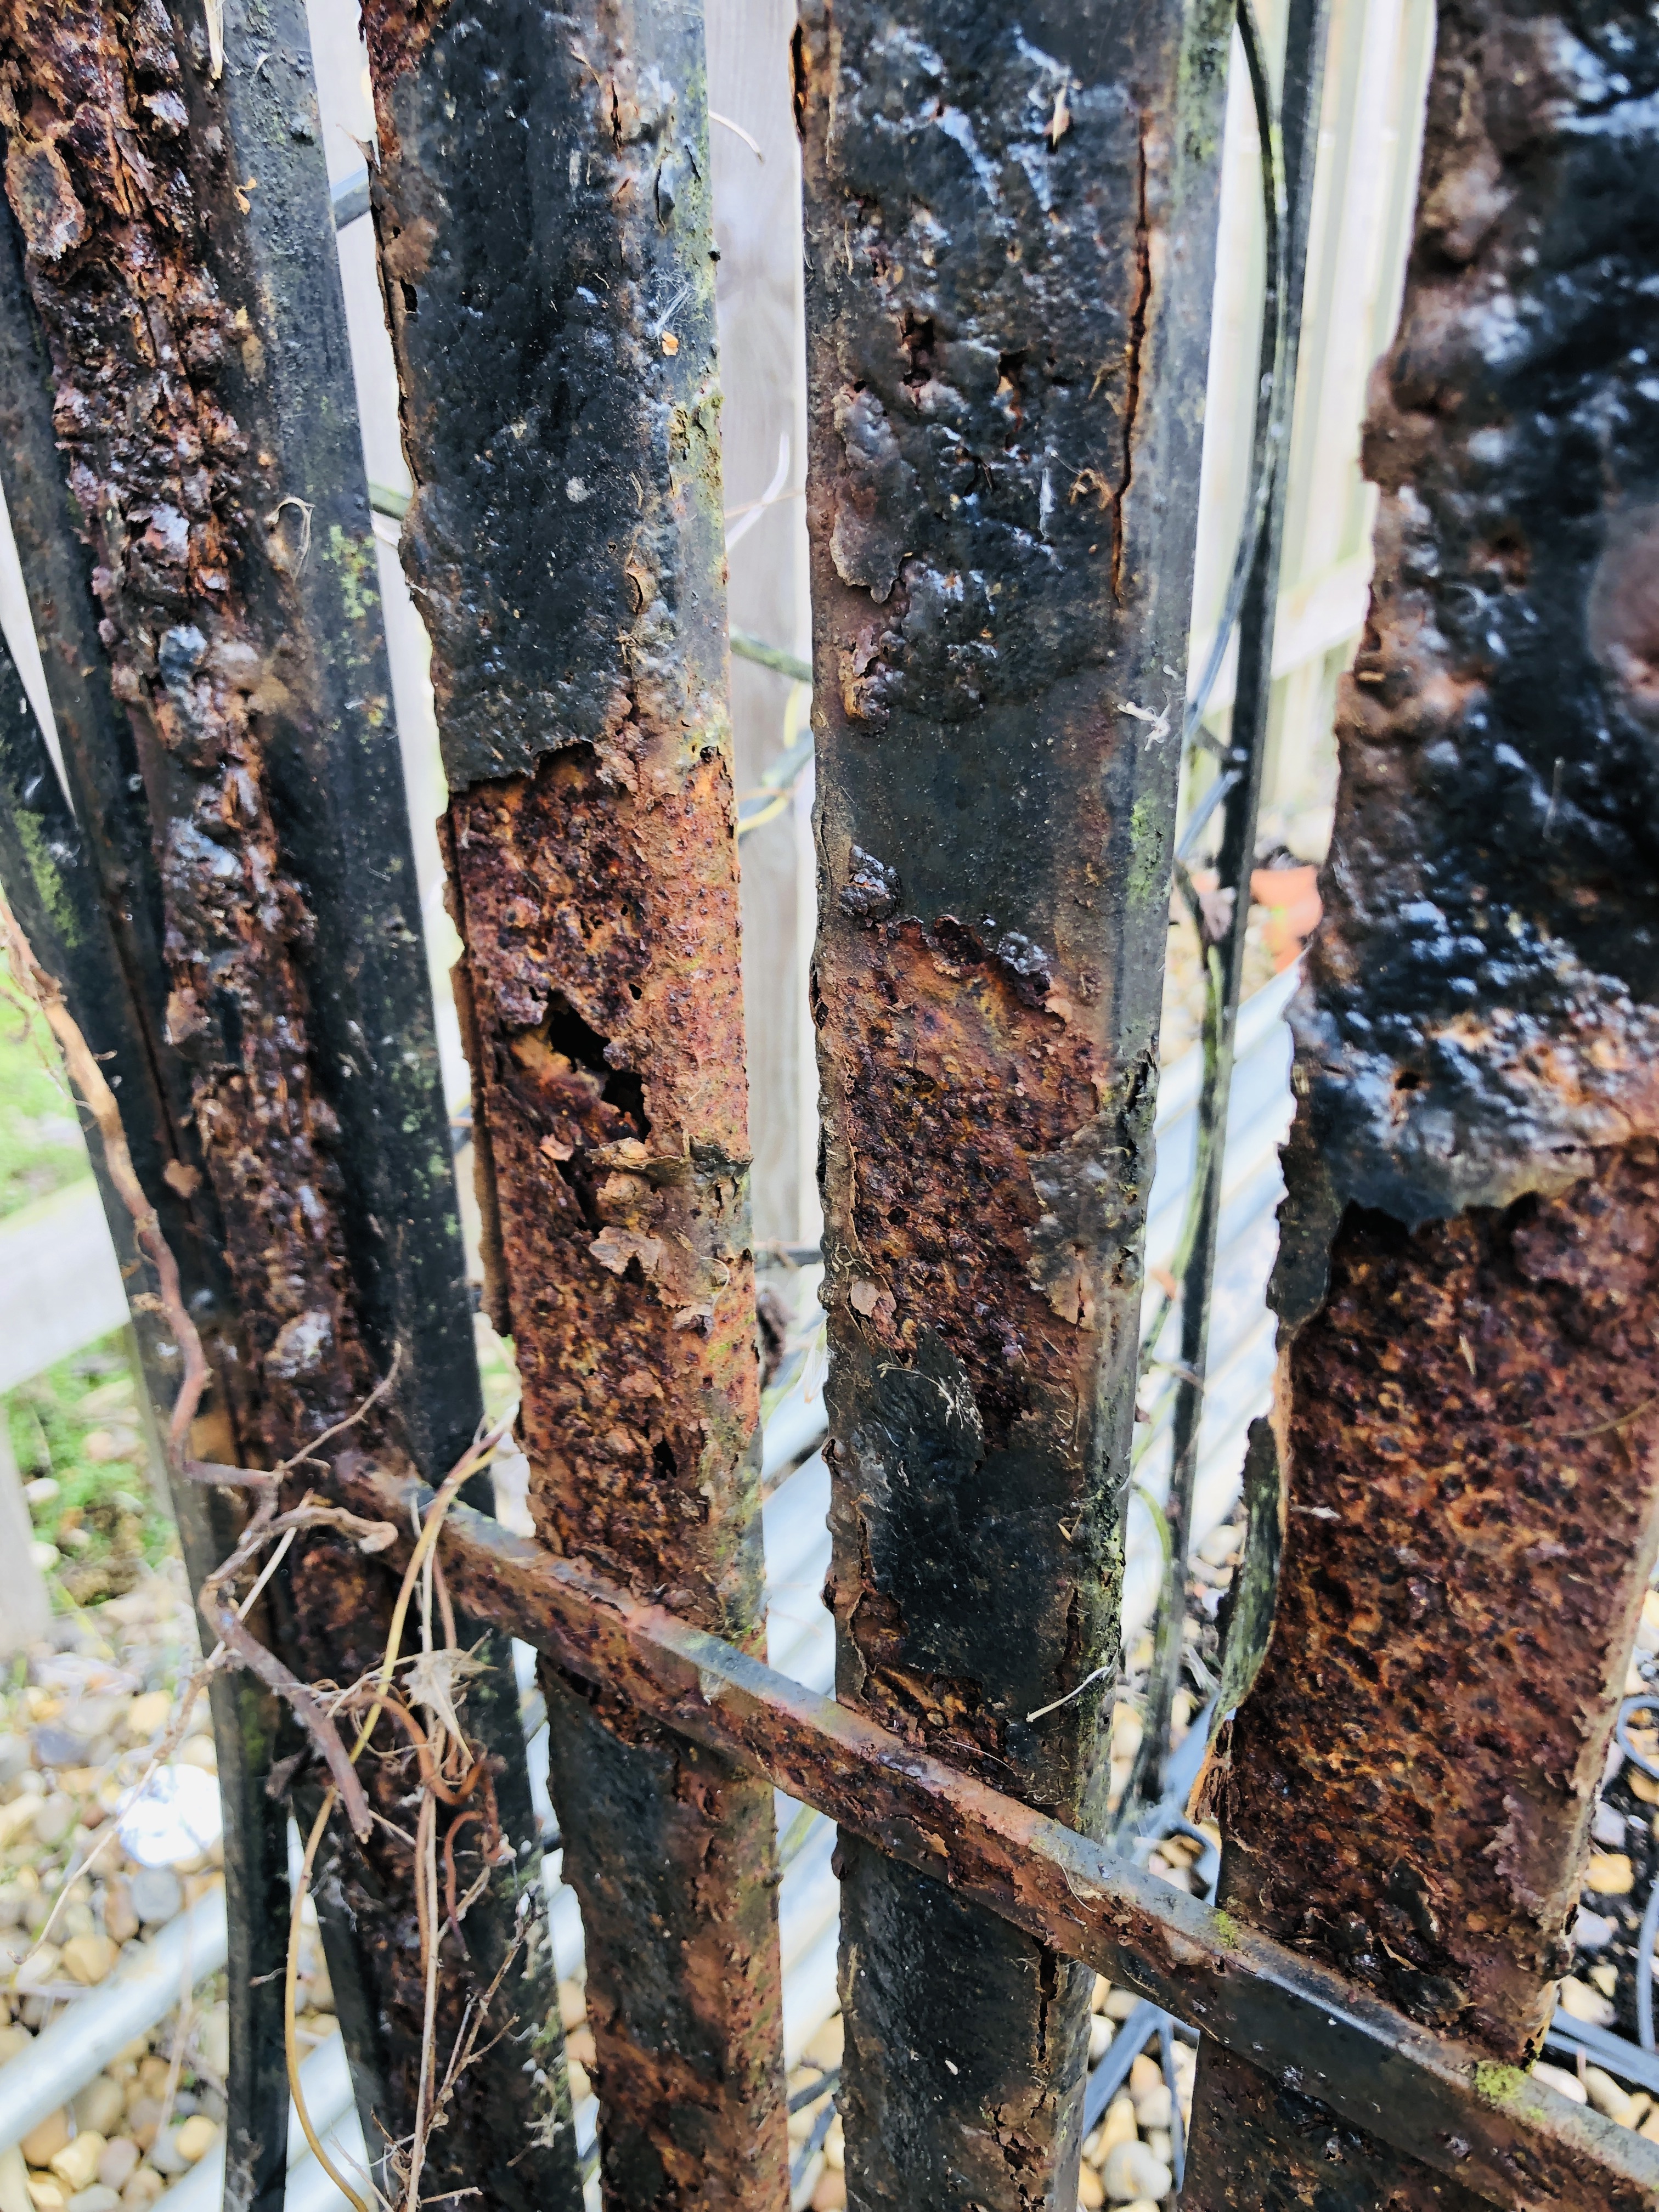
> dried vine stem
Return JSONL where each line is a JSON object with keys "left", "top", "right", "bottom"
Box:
{"left": 0, "top": 898, "right": 209, "bottom": 1469}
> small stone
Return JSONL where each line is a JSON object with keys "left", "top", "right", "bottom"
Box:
{"left": 60, "top": 1935, "right": 118, "bottom": 1986}
{"left": 47, "top": 2136, "right": 104, "bottom": 2194}
{"left": 565, "top": 2026, "right": 596, "bottom": 2070}
{"left": 174, "top": 1740, "right": 215, "bottom": 1774}
{"left": 19, "top": 2122, "right": 69, "bottom": 2175}
{"left": 174, "top": 2119, "right": 218, "bottom": 2166}
{"left": 118, "top": 2176, "right": 163, "bottom": 2212}
{"left": 0, "top": 2025, "right": 29, "bottom": 2062}
{"left": 74, "top": 2081, "right": 126, "bottom": 2138}
{"left": 144, "top": 2134, "right": 187, "bottom": 2180}
{"left": 1127, "top": 2055, "right": 1161, "bottom": 2097}
{"left": 1533, "top": 2061, "right": 1588, "bottom": 2103}
{"left": 94, "top": 2146, "right": 139, "bottom": 2197}
{"left": 1087, "top": 2014, "right": 1113, "bottom": 2062}
{"left": 1095, "top": 2095, "right": 1137, "bottom": 2159}
{"left": 127, "top": 1871, "right": 182, "bottom": 1927}
{"left": 1592, "top": 1803, "right": 1628, "bottom": 1848}
{"left": 1576, "top": 1906, "right": 1617, "bottom": 1951}
{"left": 1102, "top": 2141, "right": 1172, "bottom": 2204}
{"left": 1560, "top": 1974, "right": 1618, "bottom": 2027}
{"left": 1633, "top": 1767, "right": 1659, "bottom": 1807}
{"left": 25, "top": 2178, "right": 65, "bottom": 2212}
{"left": 1077, "top": 2165, "right": 1105, "bottom": 2210}
{"left": 31, "top": 1728, "right": 81, "bottom": 1770}
{"left": 1131, "top": 2082, "right": 1172, "bottom": 2131}
{"left": 196, "top": 2004, "right": 229, "bottom": 2081}
{"left": 1103, "top": 1988, "right": 1142, "bottom": 2022}
{"left": 566, "top": 2059, "right": 592, "bottom": 2104}
{"left": 123, "top": 1695, "right": 171, "bottom": 1746}
{"left": 1582, "top": 2066, "right": 1639, "bottom": 2128}
{"left": 1589, "top": 1960, "right": 1619, "bottom": 1998}
{"left": 1643, "top": 2106, "right": 1659, "bottom": 2144}
{"left": 1585, "top": 1851, "right": 1634, "bottom": 1896}
{"left": 103, "top": 1881, "right": 138, "bottom": 1947}
{"left": 801, "top": 2015, "right": 843, "bottom": 2070}
{"left": 31, "top": 1797, "right": 76, "bottom": 1848}
{"left": 67, "top": 2188, "right": 121, "bottom": 2212}
{"left": 557, "top": 1978, "right": 586, "bottom": 2033}
{"left": 0, "top": 2145, "right": 30, "bottom": 2212}
{"left": 808, "top": 2171, "right": 844, "bottom": 2212}
{"left": 14, "top": 1946, "right": 60, "bottom": 1999}
{"left": 0, "top": 1737, "right": 29, "bottom": 1787}
{"left": 123, "top": 2101, "right": 162, "bottom": 2154}
{"left": 1090, "top": 1974, "right": 1110, "bottom": 2013}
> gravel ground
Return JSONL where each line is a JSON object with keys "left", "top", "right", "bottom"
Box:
{"left": 0, "top": 1570, "right": 337, "bottom": 2212}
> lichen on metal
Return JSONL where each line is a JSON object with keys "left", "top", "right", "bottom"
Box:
{"left": 1187, "top": 0, "right": 1659, "bottom": 2194}
{"left": 363, "top": 1, "right": 791, "bottom": 2200}
{"left": 795, "top": 0, "right": 1231, "bottom": 2197}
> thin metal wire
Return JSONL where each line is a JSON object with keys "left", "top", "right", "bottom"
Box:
{"left": 1114, "top": 0, "right": 1329, "bottom": 1847}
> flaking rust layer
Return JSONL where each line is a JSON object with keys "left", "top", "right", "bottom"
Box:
{"left": 0, "top": 4, "right": 576, "bottom": 2200}
{"left": 1189, "top": 0, "right": 1659, "bottom": 2195}
{"left": 795, "top": 0, "right": 1231, "bottom": 2200}
{"left": 364, "top": 2, "right": 791, "bottom": 2201}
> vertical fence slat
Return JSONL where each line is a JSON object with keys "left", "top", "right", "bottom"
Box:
{"left": 360, "top": 4, "right": 792, "bottom": 2203}
{"left": 796, "top": 2, "right": 1231, "bottom": 2200}
{"left": 0, "top": 636, "right": 293, "bottom": 2212}
{"left": 0, "top": 3, "right": 580, "bottom": 2202}
{"left": 1184, "top": 0, "right": 1659, "bottom": 2192}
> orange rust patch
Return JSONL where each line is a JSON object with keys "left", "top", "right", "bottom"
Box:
{"left": 448, "top": 735, "right": 761, "bottom": 1638}
{"left": 1216, "top": 1146, "right": 1659, "bottom": 2060}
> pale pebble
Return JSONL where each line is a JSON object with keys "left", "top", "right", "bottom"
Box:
{"left": 1102, "top": 2140, "right": 1172, "bottom": 2204}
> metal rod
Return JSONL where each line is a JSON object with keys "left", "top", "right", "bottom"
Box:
{"left": 335, "top": 1459, "right": 1659, "bottom": 2212}
{"left": 794, "top": 0, "right": 1235, "bottom": 2194}
{"left": 1185, "top": 0, "right": 1659, "bottom": 2191}
{"left": 1119, "top": 0, "right": 1332, "bottom": 1835}
{"left": 360, "top": 0, "right": 793, "bottom": 2198}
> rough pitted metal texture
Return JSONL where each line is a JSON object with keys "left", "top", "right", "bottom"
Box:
{"left": 1189, "top": 0, "right": 1659, "bottom": 2197}
{"left": 0, "top": 4, "right": 578, "bottom": 2203}
{"left": 365, "top": 5, "right": 792, "bottom": 2203}
{"left": 796, "top": 0, "right": 1229, "bottom": 2199}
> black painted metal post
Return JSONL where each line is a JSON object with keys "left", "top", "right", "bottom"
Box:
{"left": 0, "top": 650, "right": 292, "bottom": 2212}
{"left": 0, "top": 0, "right": 580, "bottom": 2201}
{"left": 361, "top": 2, "right": 793, "bottom": 2203}
{"left": 797, "top": 2, "right": 1232, "bottom": 2202}
{"left": 1184, "top": 0, "right": 1659, "bottom": 2194}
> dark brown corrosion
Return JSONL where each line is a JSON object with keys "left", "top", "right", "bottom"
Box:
{"left": 795, "top": 0, "right": 1230, "bottom": 2197}
{"left": 1187, "top": 0, "right": 1659, "bottom": 2197}
{"left": 363, "top": 2, "right": 791, "bottom": 2200}
{"left": 0, "top": 0, "right": 363, "bottom": 1450}
{"left": 338, "top": 1457, "right": 1659, "bottom": 2212}
{"left": 0, "top": 4, "right": 577, "bottom": 2202}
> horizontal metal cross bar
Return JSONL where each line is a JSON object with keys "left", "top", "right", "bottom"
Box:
{"left": 336, "top": 1458, "right": 1656, "bottom": 2212}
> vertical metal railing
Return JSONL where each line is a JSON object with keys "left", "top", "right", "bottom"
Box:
{"left": 795, "top": 0, "right": 1233, "bottom": 2198}
{"left": 0, "top": 2, "right": 578, "bottom": 2204}
{"left": 1182, "top": 0, "right": 1659, "bottom": 2193}
{"left": 360, "top": 1, "right": 793, "bottom": 2202}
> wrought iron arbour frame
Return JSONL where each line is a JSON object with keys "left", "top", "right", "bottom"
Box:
{"left": 0, "top": 0, "right": 1656, "bottom": 2206}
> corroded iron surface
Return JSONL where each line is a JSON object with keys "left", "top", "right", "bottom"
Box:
{"left": 0, "top": 3, "right": 577, "bottom": 2202}
{"left": 341, "top": 1457, "right": 1659, "bottom": 2212}
{"left": 365, "top": 5, "right": 791, "bottom": 2202}
{"left": 1191, "top": 0, "right": 1659, "bottom": 2196}
{"left": 795, "top": 0, "right": 1229, "bottom": 2198}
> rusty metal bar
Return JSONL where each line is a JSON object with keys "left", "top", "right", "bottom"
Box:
{"left": 0, "top": 630, "right": 294, "bottom": 2212}
{"left": 1183, "top": 0, "right": 1659, "bottom": 2197}
{"left": 793, "top": 0, "right": 1233, "bottom": 2198}
{"left": 335, "top": 1457, "right": 1659, "bottom": 2212}
{"left": 0, "top": 3, "right": 579, "bottom": 2203}
{"left": 360, "top": 5, "right": 791, "bottom": 2203}
{"left": 1120, "top": 0, "right": 1331, "bottom": 1831}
